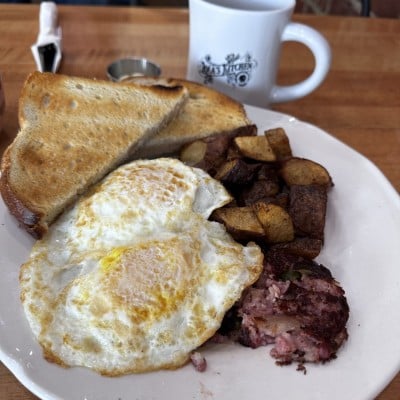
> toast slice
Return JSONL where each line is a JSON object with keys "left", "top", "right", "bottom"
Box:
{"left": 0, "top": 72, "right": 188, "bottom": 238}
{"left": 130, "top": 77, "right": 252, "bottom": 159}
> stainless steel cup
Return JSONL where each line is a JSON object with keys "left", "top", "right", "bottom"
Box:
{"left": 107, "top": 58, "right": 162, "bottom": 82}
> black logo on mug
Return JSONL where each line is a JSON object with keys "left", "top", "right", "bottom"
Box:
{"left": 198, "top": 53, "right": 257, "bottom": 87}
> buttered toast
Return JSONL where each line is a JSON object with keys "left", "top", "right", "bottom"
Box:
{"left": 0, "top": 72, "right": 188, "bottom": 238}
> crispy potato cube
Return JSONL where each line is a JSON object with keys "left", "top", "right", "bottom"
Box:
{"left": 224, "top": 123, "right": 258, "bottom": 162}
{"left": 203, "top": 134, "right": 232, "bottom": 155}
{"left": 252, "top": 202, "right": 294, "bottom": 243}
{"left": 226, "top": 124, "right": 258, "bottom": 138}
{"left": 241, "top": 179, "right": 280, "bottom": 205}
{"left": 180, "top": 140, "right": 208, "bottom": 167}
{"left": 271, "top": 237, "right": 323, "bottom": 259}
{"left": 214, "top": 158, "right": 258, "bottom": 185}
{"left": 211, "top": 207, "right": 265, "bottom": 241}
{"left": 226, "top": 145, "right": 243, "bottom": 161}
{"left": 271, "top": 192, "right": 290, "bottom": 209}
{"left": 234, "top": 136, "right": 276, "bottom": 162}
{"left": 256, "top": 164, "right": 279, "bottom": 181}
{"left": 289, "top": 184, "right": 328, "bottom": 240}
{"left": 180, "top": 125, "right": 258, "bottom": 175}
{"left": 202, "top": 125, "right": 257, "bottom": 162}
{"left": 264, "top": 127, "right": 292, "bottom": 160}
{"left": 180, "top": 135, "right": 231, "bottom": 174}
{"left": 280, "top": 157, "right": 333, "bottom": 187}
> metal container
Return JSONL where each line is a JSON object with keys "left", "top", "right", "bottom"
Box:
{"left": 107, "top": 58, "right": 162, "bottom": 82}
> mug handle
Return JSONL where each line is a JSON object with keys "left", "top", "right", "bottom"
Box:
{"left": 270, "top": 22, "right": 331, "bottom": 103}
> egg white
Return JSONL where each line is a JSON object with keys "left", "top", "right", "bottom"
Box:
{"left": 20, "top": 158, "right": 263, "bottom": 375}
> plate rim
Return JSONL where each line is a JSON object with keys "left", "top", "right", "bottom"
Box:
{"left": 1, "top": 105, "right": 400, "bottom": 400}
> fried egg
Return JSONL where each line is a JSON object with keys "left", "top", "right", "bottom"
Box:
{"left": 20, "top": 158, "right": 263, "bottom": 376}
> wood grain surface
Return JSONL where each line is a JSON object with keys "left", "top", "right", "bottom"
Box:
{"left": 0, "top": 4, "right": 399, "bottom": 400}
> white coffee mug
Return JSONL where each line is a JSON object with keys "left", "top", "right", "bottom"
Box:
{"left": 187, "top": 0, "right": 331, "bottom": 108}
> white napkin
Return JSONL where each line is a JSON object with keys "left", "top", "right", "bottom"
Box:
{"left": 31, "top": 2, "right": 62, "bottom": 73}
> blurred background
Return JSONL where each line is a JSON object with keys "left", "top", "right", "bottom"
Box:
{"left": 295, "top": 0, "right": 399, "bottom": 17}
{"left": 0, "top": 0, "right": 399, "bottom": 18}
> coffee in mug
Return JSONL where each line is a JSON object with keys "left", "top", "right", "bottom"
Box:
{"left": 187, "top": 0, "right": 331, "bottom": 108}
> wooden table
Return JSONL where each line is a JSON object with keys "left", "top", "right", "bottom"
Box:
{"left": 0, "top": 4, "right": 399, "bottom": 400}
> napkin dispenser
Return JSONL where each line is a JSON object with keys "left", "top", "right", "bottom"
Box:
{"left": 31, "top": 2, "right": 62, "bottom": 73}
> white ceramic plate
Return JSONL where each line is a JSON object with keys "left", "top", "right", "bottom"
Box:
{"left": 1, "top": 106, "right": 400, "bottom": 400}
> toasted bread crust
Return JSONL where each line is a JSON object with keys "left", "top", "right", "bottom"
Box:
{"left": 1, "top": 72, "right": 188, "bottom": 238}
{"left": 0, "top": 146, "right": 46, "bottom": 238}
